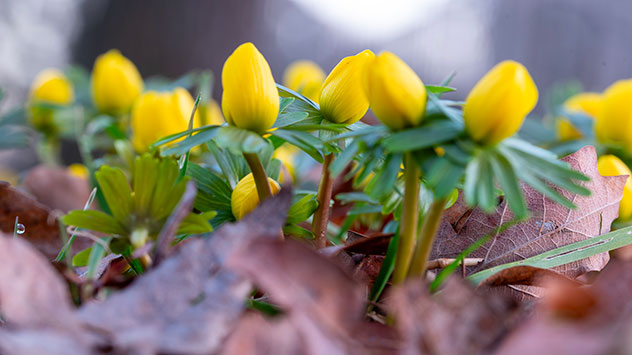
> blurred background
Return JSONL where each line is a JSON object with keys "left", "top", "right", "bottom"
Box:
{"left": 0, "top": 0, "right": 631, "bottom": 168}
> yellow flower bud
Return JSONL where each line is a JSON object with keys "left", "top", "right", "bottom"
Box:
{"left": 67, "top": 163, "right": 89, "bottom": 179}
{"left": 231, "top": 173, "right": 281, "bottom": 220}
{"left": 556, "top": 92, "right": 601, "bottom": 141}
{"left": 282, "top": 60, "right": 325, "bottom": 103}
{"left": 29, "top": 69, "right": 74, "bottom": 105}
{"left": 28, "top": 69, "right": 74, "bottom": 132}
{"left": 197, "top": 99, "right": 225, "bottom": 126}
{"left": 274, "top": 144, "right": 300, "bottom": 183}
{"left": 131, "top": 87, "right": 198, "bottom": 152}
{"left": 464, "top": 60, "right": 538, "bottom": 145}
{"left": 364, "top": 52, "right": 426, "bottom": 130}
{"left": 221, "top": 42, "right": 279, "bottom": 133}
{"left": 597, "top": 154, "right": 632, "bottom": 220}
{"left": 319, "top": 49, "right": 375, "bottom": 124}
{"left": 595, "top": 79, "right": 632, "bottom": 151}
{"left": 91, "top": 49, "right": 143, "bottom": 114}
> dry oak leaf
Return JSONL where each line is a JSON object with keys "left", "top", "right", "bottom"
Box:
{"left": 432, "top": 145, "right": 625, "bottom": 279}
{"left": 22, "top": 165, "right": 92, "bottom": 213}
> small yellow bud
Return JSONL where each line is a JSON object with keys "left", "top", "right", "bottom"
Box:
{"left": 597, "top": 154, "right": 632, "bottom": 220}
{"left": 319, "top": 49, "right": 375, "bottom": 124}
{"left": 364, "top": 52, "right": 426, "bottom": 130}
{"left": 67, "top": 164, "right": 89, "bottom": 179}
{"left": 91, "top": 49, "right": 143, "bottom": 114}
{"left": 131, "top": 87, "right": 198, "bottom": 152}
{"left": 28, "top": 69, "right": 74, "bottom": 132}
{"left": 231, "top": 173, "right": 281, "bottom": 220}
{"left": 557, "top": 92, "right": 601, "bottom": 141}
{"left": 221, "top": 42, "right": 279, "bottom": 133}
{"left": 282, "top": 60, "right": 325, "bottom": 103}
{"left": 274, "top": 144, "right": 300, "bottom": 183}
{"left": 595, "top": 79, "right": 632, "bottom": 151}
{"left": 464, "top": 60, "right": 538, "bottom": 145}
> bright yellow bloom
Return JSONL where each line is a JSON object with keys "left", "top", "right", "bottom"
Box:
{"left": 231, "top": 173, "right": 281, "bottom": 220}
{"left": 222, "top": 42, "right": 279, "bottom": 133}
{"left": 29, "top": 69, "right": 74, "bottom": 105}
{"left": 91, "top": 49, "right": 143, "bottom": 114}
{"left": 595, "top": 79, "right": 632, "bottom": 151}
{"left": 197, "top": 99, "right": 225, "bottom": 127}
{"left": 282, "top": 60, "right": 325, "bottom": 103}
{"left": 597, "top": 154, "right": 632, "bottom": 220}
{"left": 557, "top": 92, "right": 602, "bottom": 141}
{"left": 365, "top": 52, "right": 426, "bottom": 130}
{"left": 274, "top": 144, "right": 300, "bottom": 183}
{"left": 67, "top": 164, "right": 89, "bottom": 179}
{"left": 319, "top": 49, "right": 375, "bottom": 124}
{"left": 131, "top": 87, "right": 198, "bottom": 152}
{"left": 464, "top": 60, "right": 538, "bottom": 145}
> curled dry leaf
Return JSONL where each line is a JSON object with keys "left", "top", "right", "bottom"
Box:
{"left": 22, "top": 165, "right": 92, "bottom": 213}
{"left": 433, "top": 146, "right": 625, "bottom": 279}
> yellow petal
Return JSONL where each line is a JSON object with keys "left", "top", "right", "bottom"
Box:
{"left": 564, "top": 92, "right": 601, "bottom": 118}
{"left": 282, "top": 60, "right": 325, "bottom": 103}
{"left": 595, "top": 79, "right": 632, "bottom": 151}
{"left": 319, "top": 49, "right": 375, "bottom": 124}
{"left": 556, "top": 118, "right": 584, "bottom": 141}
{"left": 464, "top": 60, "right": 538, "bottom": 145}
{"left": 131, "top": 87, "right": 194, "bottom": 152}
{"left": 598, "top": 154, "right": 632, "bottom": 220}
{"left": 91, "top": 49, "right": 143, "bottom": 115}
{"left": 365, "top": 51, "right": 426, "bottom": 130}
{"left": 274, "top": 144, "right": 300, "bottom": 183}
{"left": 221, "top": 42, "right": 279, "bottom": 133}
{"left": 67, "top": 163, "right": 89, "bottom": 179}
{"left": 231, "top": 173, "right": 281, "bottom": 220}
{"left": 29, "top": 69, "right": 74, "bottom": 105}
{"left": 197, "top": 99, "right": 225, "bottom": 127}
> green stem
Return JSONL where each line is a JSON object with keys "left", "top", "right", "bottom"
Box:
{"left": 243, "top": 152, "right": 273, "bottom": 201}
{"left": 312, "top": 153, "right": 334, "bottom": 249}
{"left": 391, "top": 153, "right": 421, "bottom": 285}
{"left": 408, "top": 197, "right": 448, "bottom": 278}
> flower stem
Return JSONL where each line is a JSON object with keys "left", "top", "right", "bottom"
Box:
{"left": 407, "top": 197, "right": 448, "bottom": 278}
{"left": 243, "top": 152, "right": 272, "bottom": 201}
{"left": 312, "top": 153, "right": 334, "bottom": 249}
{"left": 391, "top": 153, "right": 421, "bottom": 285}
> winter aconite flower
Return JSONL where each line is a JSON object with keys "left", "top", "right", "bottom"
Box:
{"left": 319, "top": 49, "right": 375, "bottom": 124}
{"left": 131, "top": 87, "right": 198, "bottom": 152}
{"left": 231, "top": 173, "right": 281, "bottom": 220}
{"left": 463, "top": 60, "right": 538, "bottom": 145}
{"left": 364, "top": 51, "right": 426, "bottom": 131}
{"left": 274, "top": 144, "right": 300, "bottom": 183}
{"left": 557, "top": 92, "right": 602, "bottom": 141}
{"left": 67, "top": 163, "right": 89, "bottom": 180}
{"left": 28, "top": 69, "right": 74, "bottom": 133}
{"left": 282, "top": 60, "right": 325, "bottom": 103}
{"left": 598, "top": 154, "right": 632, "bottom": 220}
{"left": 91, "top": 49, "right": 143, "bottom": 115}
{"left": 222, "top": 42, "right": 279, "bottom": 133}
{"left": 595, "top": 79, "right": 632, "bottom": 151}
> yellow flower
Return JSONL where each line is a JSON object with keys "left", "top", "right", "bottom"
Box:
{"left": 197, "top": 99, "right": 225, "bottom": 127}
{"left": 595, "top": 79, "right": 632, "bottom": 151}
{"left": 557, "top": 92, "right": 602, "bottom": 141}
{"left": 67, "top": 163, "right": 89, "bottom": 179}
{"left": 231, "top": 173, "right": 281, "bottom": 220}
{"left": 274, "top": 144, "right": 300, "bottom": 183}
{"left": 319, "top": 49, "right": 375, "bottom": 124}
{"left": 28, "top": 69, "right": 74, "bottom": 132}
{"left": 131, "top": 87, "right": 198, "bottom": 152}
{"left": 221, "top": 42, "right": 279, "bottom": 133}
{"left": 463, "top": 60, "right": 538, "bottom": 145}
{"left": 91, "top": 49, "right": 143, "bottom": 114}
{"left": 597, "top": 154, "right": 632, "bottom": 220}
{"left": 364, "top": 51, "right": 426, "bottom": 130}
{"left": 282, "top": 60, "right": 325, "bottom": 103}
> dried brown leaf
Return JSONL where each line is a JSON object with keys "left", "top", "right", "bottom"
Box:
{"left": 433, "top": 146, "right": 624, "bottom": 279}
{"left": 22, "top": 165, "right": 91, "bottom": 213}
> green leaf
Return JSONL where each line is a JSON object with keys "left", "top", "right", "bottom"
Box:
{"left": 329, "top": 140, "right": 360, "bottom": 177}
{"left": 272, "top": 112, "right": 310, "bottom": 128}
{"left": 177, "top": 211, "right": 215, "bottom": 235}
{"left": 425, "top": 157, "right": 465, "bottom": 199}
{"left": 206, "top": 140, "right": 242, "bottom": 188}
{"left": 151, "top": 124, "right": 218, "bottom": 149}
{"left": 279, "top": 97, "right": 295, "bottom": 113}
{"left": 425, "top": 85, "right": 456, "bottom": 95}
{"left": 383, "top": 120, "right": 462, "bottom": 152}
{"left": 468, "top": 225, "right": 632, "bottom": 285}
{"left": 62, "top": 210, "right": 127, "bottom": 235}
{"left": 95, "top": 166, "right": 133, "bottom": 224}
{"left": 160, "top": 126, "right": 219, "bottom": 157}
{"left": 72, "top": 246, "right": 92, "bottom": 267}
{"left": 367, "top": 233, "right": 398, "bottom": 311}
{"left": 366, "top": 153, "right": 402, "bottom": 200}
{"left": 287, "top": 193, "right": 318, "bottom": 224}
{"left": 270, "top": 129, "right": 323, "bottom": 163}
{"left": 186, "top": 163, "right": 233, "bottom": 212}
{"left": 133, "top": 155, "right": 159, "bottom": 217}
{"left": 489, "top": 151, "right": 527, "bottom": 219}
{"left": 86, "top": 237, "right": 111, "bottom": 280}
{"left": 336, "top": 192, "right": 376, "bottom": 204}
{"left": 215, "top": 126, "right": 269, "bottom": 154}
{"left": 149, "top": 159, "right": 182, "bottom": 220}
{"left": 328, "top": 125, "right": 387, "bottom": 141}
{"left": 282, "top": 224, "right": 315, "bottom": 239}
{"left": 276, "top": 83, "right": 320, "bottom": 111}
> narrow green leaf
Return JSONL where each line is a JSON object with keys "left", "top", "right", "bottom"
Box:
{"left": 286, "top": 194, "right": 318, "bottom": 224}
{"left": 282, "top": 224, "right": 315, "bottom": 239}
{"left": 270, "top": 129, "right": 323, "bottom": 163}
{"left": 383, "top": 120, "right": 462, "bottom": 152}
{"left": 95, "top": 166, "right": 133, "bottom": 223}
{"left": 62, "top": 210, "right": 127, "bottom": 235}
{"left": 160, "top": 126, "right": 219, "bottom": 157}
{"left": 329, "top": 140, "right": 360, "bottom": 177}
{"left": 367, "top": 234, "right": 398, "bottom": 311}
{"left": 366, "top": 153, "right": 402, "bottom": 200}
{"left": 72, "top": 246, "right": 92, "bottom": 267}
{"left": 489, "top": 151, "right": 527, "bottom": 219}
{"left": 215, "top": 126, "right": 269, "bottom": 154}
